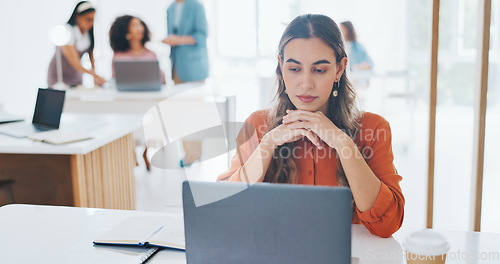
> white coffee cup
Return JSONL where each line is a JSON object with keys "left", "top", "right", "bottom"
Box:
{"left": 403, "top": 229, "right": 450, "bottom": 264}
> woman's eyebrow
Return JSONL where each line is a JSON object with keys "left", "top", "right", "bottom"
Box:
{"left": 286, "top": 58, "right": 301, "bottom": 64}
{"left": 285, "top": 58, "right": 331, "bottom": 65}
{"left": 313, "top": 59, "right": 331, "bottom": 65}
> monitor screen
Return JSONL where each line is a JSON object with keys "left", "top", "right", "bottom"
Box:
{"left": 32, "top": 88, "right": 65, "bottom": 128}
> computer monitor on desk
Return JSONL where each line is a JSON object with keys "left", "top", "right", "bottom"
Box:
{"left": 114, "top": 60, "right": 162, "bottom": 92}
{"left": 182, "top": 181, "right": 352, "bottom": 264}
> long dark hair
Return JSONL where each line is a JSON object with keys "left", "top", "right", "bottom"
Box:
{"left": 109, "top": 15, "right": 151, "bottom": 52}
{"left": 265, "top": 14, "right": 360, "bottom": 187}
{"left": 340, "top": 21, "right": 357, "bottom": 42}
{"left": 67, "top": 1, "right": 96, "bottom": 50}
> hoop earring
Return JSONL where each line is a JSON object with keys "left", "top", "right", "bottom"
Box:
{"left": 332, "top": 81, "right": 339, "bottom": 97}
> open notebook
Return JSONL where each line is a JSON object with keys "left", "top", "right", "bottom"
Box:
{"left": 93, "top": 216, "right": 185, "bottom": 251}
{"left": 28, "top": 130, "right": 93, "bottom": 144}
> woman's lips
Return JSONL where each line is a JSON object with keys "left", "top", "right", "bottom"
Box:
{"left": 297, "top": 95, "right": 317, "bottom": 103}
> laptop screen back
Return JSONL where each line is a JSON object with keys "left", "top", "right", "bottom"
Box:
{"left": 114, "top": 60, "right": 161, "bottom": 91}
{"left": 32, "top": 88, "right": 65, "bottom": 128}
{"left": 182, "top": 181, "right": 353, "bottom": 264}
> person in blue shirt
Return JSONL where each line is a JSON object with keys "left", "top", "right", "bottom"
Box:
{"left": 162, "top": 0, "right": 209, "bottom": 84}
{"left": 340, "top": 21, "right": 373, "bottom": 71}
{"left": 161, "top": 0, "right": 209, "bottom": 166}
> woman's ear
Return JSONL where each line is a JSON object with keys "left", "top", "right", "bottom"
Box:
{"left": 336, "top": 57, "right": 348, "bottom": 80}
{"left": 277, "top": 54, "right": 283, "bottom": 70}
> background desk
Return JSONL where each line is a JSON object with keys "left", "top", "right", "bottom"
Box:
{"left": 64, "top": 83, "right": 235, "bottom": 123}
{"left": 64, "top": 84, "right": 236, "bottom": 167}
{"left": 0, "top": 114, "right": 141, "bottom": 209}
{"left": 5, "top": 204, "right": 500, "bottom": 264}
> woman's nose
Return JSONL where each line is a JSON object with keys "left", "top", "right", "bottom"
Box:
{"left": 300, "top": 71, "right": 314, "bottom": 90}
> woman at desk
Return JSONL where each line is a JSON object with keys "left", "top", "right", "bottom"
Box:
{"left": 47, "top": 1, "right": 105, "bottom": 87}
{"left": 218, "top": 14, "right": 404, "bottom": 238}
{"left": 109, "top": 15, "right": 165, "bottom": 83}
{"left": 109, "top": 15, "right": 165, "bottom": 171}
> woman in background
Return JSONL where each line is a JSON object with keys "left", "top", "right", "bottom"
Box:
{"left": 340, "top": 21, "right": 373, "bottom": 71}
{"left": 47, "top": 1, "right": 105, "bottom": 87}
{"left": 109, "top": 15, "right": 165, "bottom": 81}
{"left": 162, "top": 0, "right": 208, "bottom": 84}
{"left": 218, "top": 14, "right": 404, "bottom": 238}
{"left": 109, "top": 15, "right": 165, "bottom": 171}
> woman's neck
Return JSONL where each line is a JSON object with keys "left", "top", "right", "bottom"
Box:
{"left": 78, "top": 25, "right": 86, "bottom": 34}
{"left": 129, "top": 40, "right": 144, "bottom": 55}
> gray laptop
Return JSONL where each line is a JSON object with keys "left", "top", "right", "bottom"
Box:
{"left": 114, "top": 60, "right": 162, "bottom": 92}
{"left": 0, "top": 88, "right": 65, "bottom": 138}
{"left": 182, "top": 181, "right": 352, "bottom": 264}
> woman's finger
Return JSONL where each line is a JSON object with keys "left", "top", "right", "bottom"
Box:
{"left": 283, "top": 111, "right": 319, "bottom": 124}
{"left": 294, "top": 129, "right": 323, "bottom": 149}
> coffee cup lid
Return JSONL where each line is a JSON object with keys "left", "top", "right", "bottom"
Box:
{"left": 403, "top": 229, "right": 450, "bottom": 256}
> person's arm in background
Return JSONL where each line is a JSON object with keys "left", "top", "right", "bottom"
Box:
{"left": 162, "top": 3, "right": 207, "bottom": 46}
{"left": 89, "top": 51, "right": 105, "bottom": 86}
{"left": 61, "top": 45, "right": 105, "bottom": 85}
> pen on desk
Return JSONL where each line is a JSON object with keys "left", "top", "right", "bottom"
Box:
{"left": 139, "top": 247, "right": 160, "bottom": 264}
{"left": 139, "top": 225, "right": 164, "bottom": 246}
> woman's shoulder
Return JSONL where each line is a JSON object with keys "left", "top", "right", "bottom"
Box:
{"left": 245, "top": 109, "right": 270, "bottom": 125}
{"left": 113, "top": 49, "right": 158, "bottom": 60}
{"left": 143, "top": 48, "right": 158, "bottom": 58}
{"left": 360, "top": 111, "right": 390, "bottom": 130}
{"left": 357, "top": 112, "right": 392, "bottom": 145}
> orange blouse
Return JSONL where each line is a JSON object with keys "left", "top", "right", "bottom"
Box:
{"left": 217, "top": 109, "right": 405, "bottom": 238}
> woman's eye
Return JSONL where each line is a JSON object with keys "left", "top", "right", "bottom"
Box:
{"left": 289, "top": 68, "right": 300, "bottom": 72}
{"left": 314, "top": 69, "right": 326, "bottom": 73}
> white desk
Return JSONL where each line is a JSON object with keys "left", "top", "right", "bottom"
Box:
{"left": 1, "top": 204, "right": 499, "bottom": 263}
{"left": 0, "top": 204, "right": 388, "bottom": 264}
{"left": 3, "top": 204, "right": 499, "bottom": 263}
{"left": 64, "top": 83, "right": 235, "bottom": 123}
{"left": 64, "top": 83, "right": 236, "bottom": 167}
{"left": 0, "top": 114, "right": 141, "bottom": 209}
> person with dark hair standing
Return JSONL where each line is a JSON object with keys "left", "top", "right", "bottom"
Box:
{"left": 218, "top": 14, "right": 404, "bottom": 238}
{"left": 109, "top": 15, "right": 165, "bottom": 82}
{"left": 340, "top": 21, "right": 373, "bottom": 71}
{"left": 47, "top": 1, "right": 105, "bottom": 87}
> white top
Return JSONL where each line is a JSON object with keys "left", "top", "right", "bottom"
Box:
{"left": 66, "top": 24, "right": 91, "bottom": 52}
{"left": 174, "top": 2, "right": 184, "bottom": 30}
{"left": 0, "top": 113, "right": 142, "bottom": 154}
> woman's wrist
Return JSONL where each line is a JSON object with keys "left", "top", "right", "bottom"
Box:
{"left": 261, "top": 133, "right": 277, "bottom": 153}
{"left": 331, "top": 130, "right": 354, "bottom": 151}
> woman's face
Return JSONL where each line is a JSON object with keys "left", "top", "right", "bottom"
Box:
{"left": 76, "top": 11, "right": 95, "bottom": 32}
{"left": 280, "top": 37, "right": 346, "bottom": 114}
{"left": 128, "top": 18, "right": 145, "bottom": 42}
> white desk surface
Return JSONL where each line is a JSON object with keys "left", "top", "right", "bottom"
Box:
{"left": 66, "top": 83, "right": 229, "bottom": 103}
{"left": 2, "top": 204, "right": 498, "bottom": 264}
{"left": 0, "top": 113, "right": 142, "bottom": 155}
